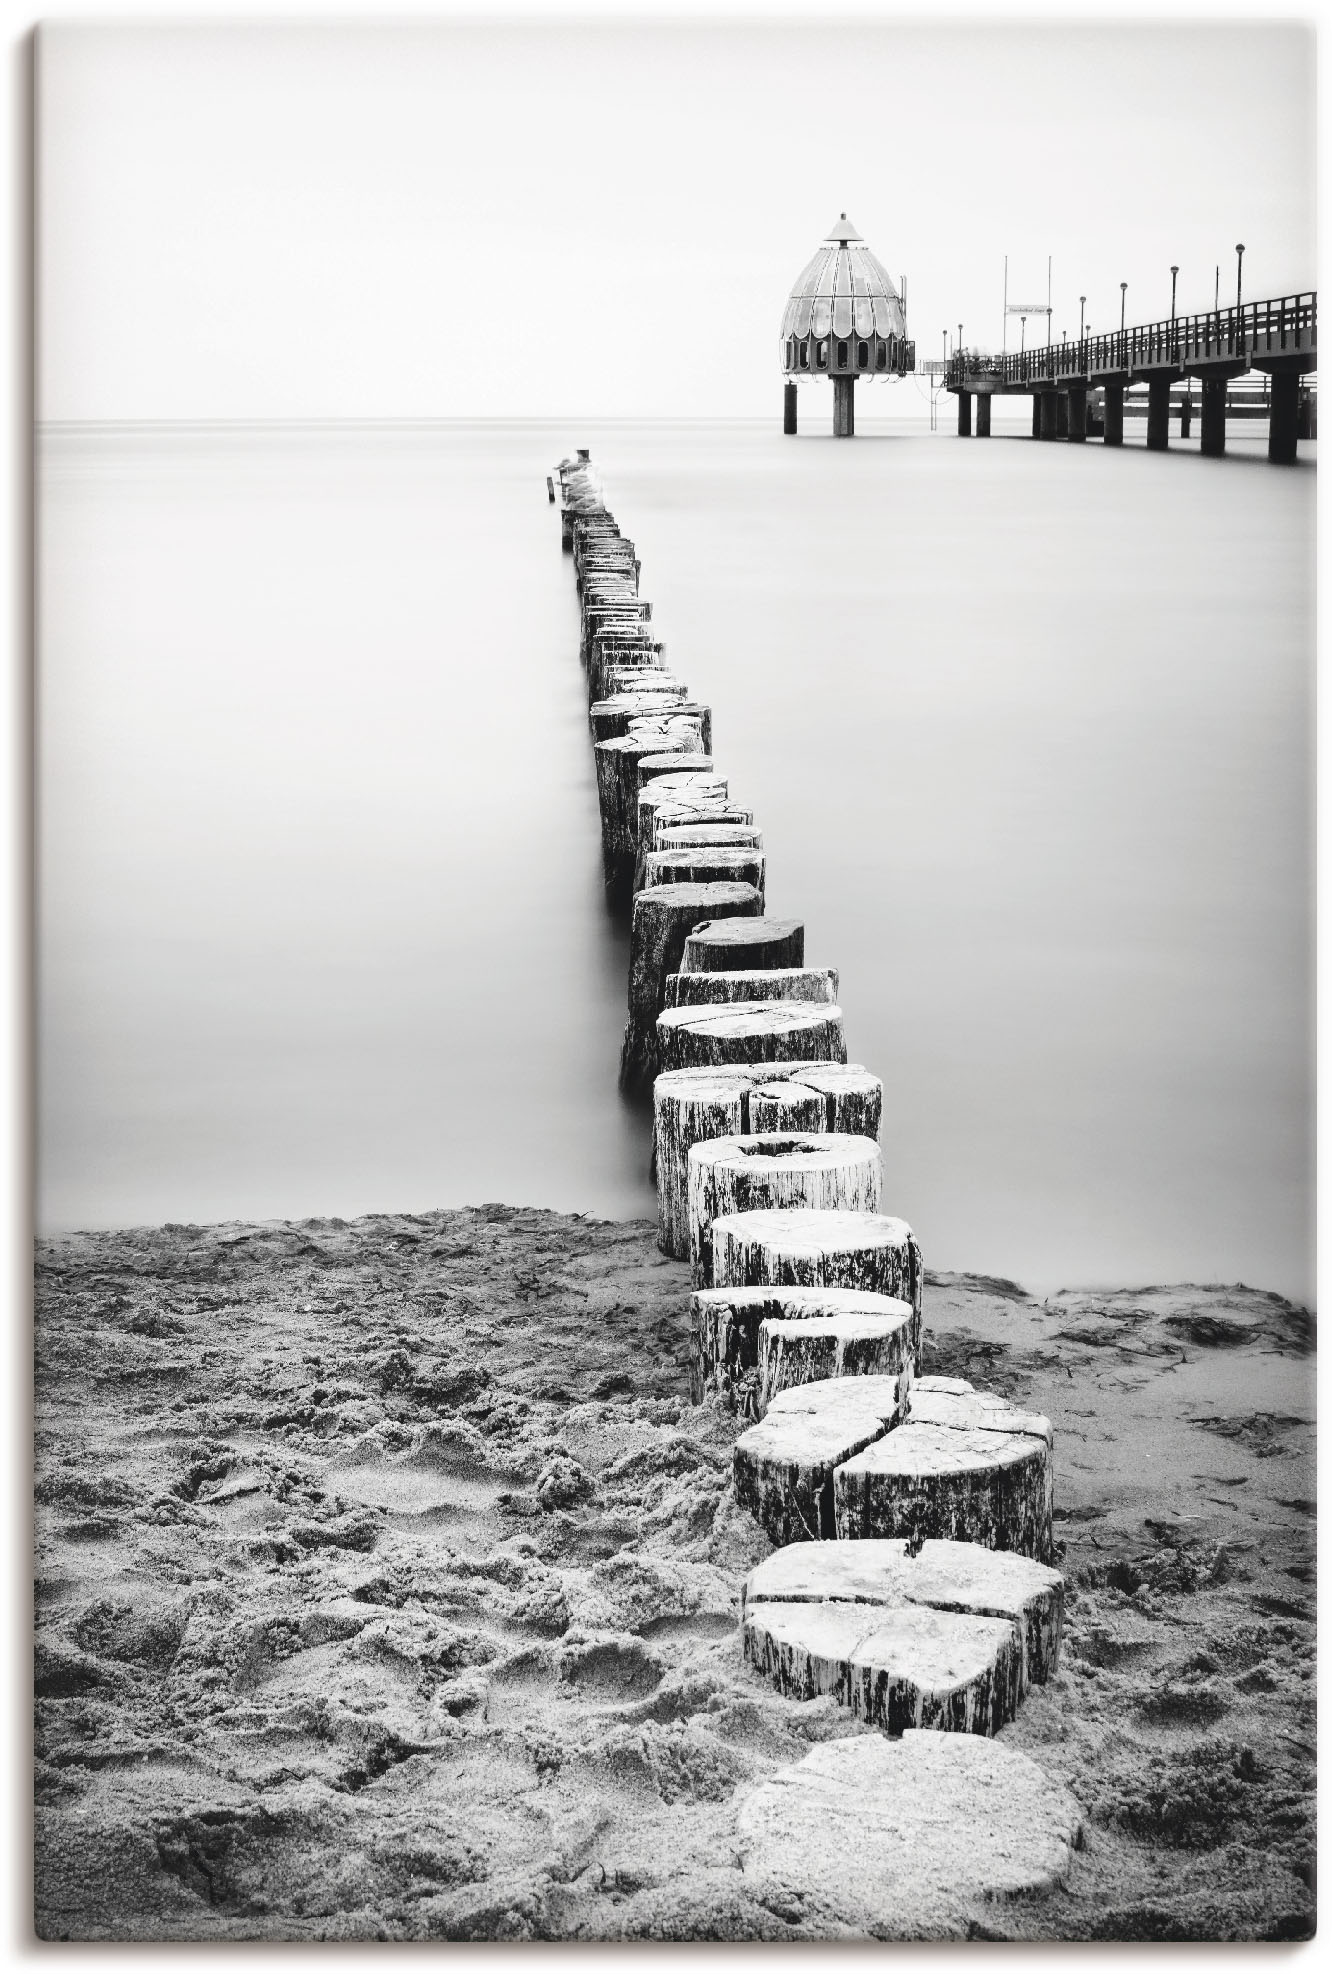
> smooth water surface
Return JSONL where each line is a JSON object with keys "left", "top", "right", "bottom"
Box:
{"left": 38, "top": 419, "right": 1314, "bottom": 1303}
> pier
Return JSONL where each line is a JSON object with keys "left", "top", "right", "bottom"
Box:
{"left": 946, "top": 291, "right": 1317, "bottom": 462}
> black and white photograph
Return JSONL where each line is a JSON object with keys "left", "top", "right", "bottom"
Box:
{"left": 29, "top": 4, "right": 1316, "bottom": 1946}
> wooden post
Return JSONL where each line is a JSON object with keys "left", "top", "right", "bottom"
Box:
{"left": 957, "top": 391, "right": 972, "bottom": 437}
{"left": 680, "top": 917, "right": 804, "bottom": 973}
{"left": 663, "top": 966, "right": 837, "bottom": 1010}
{"left": 653, "top": 1063, "right": 884, "bottom": 1259}
{"left": 594, "top": 719, "right": 707, "bottom": 894}
{"left": 619, "top": 882, "right": 764, "bottom": 1095}
{"left": 975, "top": 394, "right": 991, "bottom": 438}
{"left": 655, "top": 1001, "right": 847, "bottom": 1076}
{"left": 686, "top": 1132, "right": 883, "bottom": 1287}
{"left": 784, "top": 381, "right": 798, "bottom": 435}
{"left": 712, "top": 1207, "right": 922, "bottom": 1336}
{"left": 1030, "top": 396, "right": 1041, "bottom": 439}
{"left": 690, "top": 1284, "right": 914, "bottom": 1419}
{"left": 643, "top": 846, "right": 766, "bottom": 899}
{"left": 1038, "top": 393, "right": 1059, "bottom": 440}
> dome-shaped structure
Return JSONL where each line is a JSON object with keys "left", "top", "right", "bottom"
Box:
{"left": 779, "top": 214, "right": 914, "bottom": 436}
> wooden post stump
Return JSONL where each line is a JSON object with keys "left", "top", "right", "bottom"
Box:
{"left": 636, "top": 751, "right": 716, "bottom": 800}
{"left": 652, "top": 1063, "right": 884, "bottom": 1258}
{"left": 663, "top": 967, "right": 837, "bottom": 1010}
{"left": 619, "top": 882, "right": 763, "bottom": 1096}
{"left": 653, "top": 1073, "right": 752, "bottom": 1259}
{"left": 594, "top": 721, "right": 708, "bottom": 893}
{"left": 736, "top": 1735, "right": 1084, "bottom": 1933}
{"left": 590, "top": 694, "right": 709, "bottom": 750}
{"left": 686, "top": 1132, "right": 882, "bottom": 1286}
{"left": 644, "top": 847, "right": 765, "bottom": 899}
{"left": 711, "top": 1207, "right": 922, "bottom": 1342}
{"left": 635, "top": 777, "right": 732, "bottom": 875}
{"left": 833, "top": 1377, "right": 1055, "bottom": 1564}
{"left": 655, "top": 1002, "right": 846, "bottom": 1075}
{"left": 680, "top": 917, "right": 804, "bottom": 973}
{"left": 656, "top": 823, "right": 763, "bottom": 854}
{"left": 635, "top": 803, "right": 754, "bottom": 892}
{"left": 732, "top": 1375, "right": 907, "bottom": 1544}
{"left": 744, "top": 1595, "right": 1020, "bottom": 1738}
{"left": 741, "top": 1537, "right": 1064, "bottom": 1691}
{"left": 689, "top": 1285, "right": 914, "bottom": 1419}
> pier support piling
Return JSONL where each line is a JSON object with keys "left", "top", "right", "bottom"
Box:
{"left": 975, "top": 395, "right": 991, "bottom": 438}
{"left": 957, "top": 391, "right": 972, "bottom": 438}
{"left": 1038, "top": 393, "right": 1059, "bottom": 441}
{"left": 1200, "top": 377, "right": 1228, "bottom": 457}
{"left": 1066, "top": 386, "right": 1087, "bottom": 443}
{"left": 1268, "top": 370, "right": 1300, "bottom": 465}
{"left": 1180, "top": 390, "right": 1192, "bottom": 439}
{"left": 1146, "top": 375, "right": 1172, "bottom": 451}
{"left": 783, "top": 382, "right": 798, "bottom": 436}
{"left": 1103, "top": 384, "right": 1124, "bottom": 446}
{"left": 1056, "top": 394, "right": 1069, "bottom": 438}
{"left": 1031, "top": 396, "right": 1041, "bottom": 439}
{"left": 832, "top": 375, "right": 855, "bottom": 438}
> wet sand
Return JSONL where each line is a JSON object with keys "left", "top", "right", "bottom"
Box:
{"left": 34, "top": 1208, "right": 1314, "bottom": 1941}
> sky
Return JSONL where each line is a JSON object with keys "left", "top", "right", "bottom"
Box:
{"left": 36, "top": 15, "right": 1315, "bottom": 422}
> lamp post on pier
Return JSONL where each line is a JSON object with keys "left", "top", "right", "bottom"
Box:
{"left": 1235, "top": 243, "right": 1245, "bottom": 313}
{"left": 1170, "top": 266, "right": 1179, "bottom": 320}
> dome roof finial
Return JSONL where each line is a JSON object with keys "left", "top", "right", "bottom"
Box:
{"left": 827, "top": 212, "right": 863, "bottom": 244}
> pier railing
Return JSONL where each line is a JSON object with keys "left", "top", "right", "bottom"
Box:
{"left": 947, "top": 292, "right": 1316, "bottom": 391}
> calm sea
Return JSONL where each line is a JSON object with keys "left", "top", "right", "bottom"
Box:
{"left": 37, "top": 417, "right": 1315, "bottom": 1305}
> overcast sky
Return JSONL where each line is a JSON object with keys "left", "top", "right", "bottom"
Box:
{"left": 37, "top": 16, "right": 1315, "bottom": 421}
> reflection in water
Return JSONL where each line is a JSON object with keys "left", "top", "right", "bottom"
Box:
{"left": 38, "top": 420, "right": 1314, "bottom": 1303}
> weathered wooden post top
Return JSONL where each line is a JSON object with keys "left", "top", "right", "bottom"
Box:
{"left": 780, "top": 213, "right": 915, "bottom": 438}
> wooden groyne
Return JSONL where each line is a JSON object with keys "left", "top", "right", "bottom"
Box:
{"left": 550, "top": 450, "right": 1079, "bottom": 1877}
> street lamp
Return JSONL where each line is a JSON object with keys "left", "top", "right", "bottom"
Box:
{"left": 1119, "top": 281, "right": 1127, "bottom": 335}
{"left": 1170, "top": 266, "right": 1179, "bottom": 320}
{"left": 1235, "top": 243, "right": 1245, "bottom": 313}
{"left": 1079, "top": 295, "right": 1086, "bottom": 338}
{"left": 958, "top": 323, "right": 963, "bottom": 366}
{"left": 1020, "top": 314, "right": 1027, "bottom": 354}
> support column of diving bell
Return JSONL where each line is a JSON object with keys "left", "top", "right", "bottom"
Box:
{"left": 1268, "top": 371, "right": 1300, "bottom": 465}
{"left": 832, "top": 374, "right": 855, "bottom": 438}
{"left": 957, "top": 391, "right": 972, "bottom": 437}
{"left": 1039, "top": 392, "right": 1059, "bottom": 440}
{"left": 975, "top": 394, "right": 991, "bottom": 438}
{"left": 1200, "top": 377, "right": 1228, "bottom": 457}
{"left": 1146, "top": 374, "right": 1172, "bottom": 451}
{"left": 1067, "top": 386, "right": 1088, "bottom": 442}
{"left": 1103, "top": 384, "right": 1124, "bottom": 446}
{"left": 784, "top": 381, "right": 798, "bottom": 436}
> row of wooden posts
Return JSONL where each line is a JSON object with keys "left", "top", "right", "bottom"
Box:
{"left": 550, "top": 450, "right": 1068, "bottom": 1746}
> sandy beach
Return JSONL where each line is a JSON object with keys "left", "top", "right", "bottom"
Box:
{"left": 34, "top": 1207, "right": 1314, "bottom": 1941}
